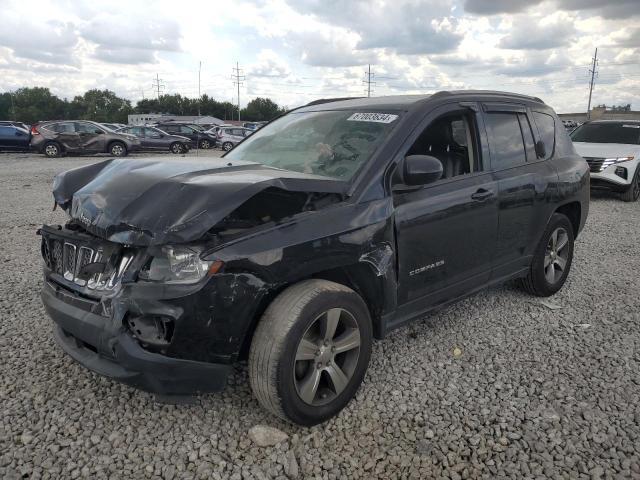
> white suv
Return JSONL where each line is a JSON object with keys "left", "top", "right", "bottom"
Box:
{"left": 571, "top": 120, "right": 640, "bottom": 202}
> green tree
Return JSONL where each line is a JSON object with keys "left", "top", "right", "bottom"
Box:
{"left": 10, "top": 87, "right": 67, "bottom": 124}
{"left": 69, "top": 89, "right": 133, "bottom": 123}
{"left": 241, "top": 97, "right": 285, "bottom": 122}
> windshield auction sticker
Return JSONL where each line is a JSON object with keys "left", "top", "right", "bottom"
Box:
{"left": 347, "top": 113, "right": 399, "bottom": 123}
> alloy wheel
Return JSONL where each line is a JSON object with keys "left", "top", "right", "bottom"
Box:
{"left": 111, "top": 144, "right": 124, "bottom": 156}
{"left": 200, "top": 140, "right": 210, "bottom": 149}
{"left": 223, "top": 142, "right": 233, "bottom": 151}
{"left": 544, "top": 227, "right": 569, "bottom": 284}
{"left": 293, "top": 308, "right": 361, "bottom": 406}
{"left": 171, "top": 143, "right": 182, "bottom": 154}
{"left": 45, "top": 144, "right": 58, "bottom": 157}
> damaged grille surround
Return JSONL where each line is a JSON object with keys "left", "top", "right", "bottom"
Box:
{"left": 40, "top": 225, "right": 134, "bottom": 292}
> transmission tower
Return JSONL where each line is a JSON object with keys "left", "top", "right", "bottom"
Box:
{"left": 232, "top": 62, "right": 245, "bottom": 121}
{"left": 152, "top": 74, "right": 165, "bottom": 100}
{"left": 363, "top": 64, "right": 376, "bottom": 97}
{"left": 587, "top": 48, "right": 598, "bottom": 119}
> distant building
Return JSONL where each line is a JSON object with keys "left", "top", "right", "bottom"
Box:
{"left": 558, "top": 106, "right": 640, "bottom": 124}
{"left": 127, "top": 114, "right": 224, "bottom": 126}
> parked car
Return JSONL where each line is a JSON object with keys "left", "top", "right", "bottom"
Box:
{"left": 101, "top": 123, "right": 127, "bottom": 131}
{"left": 38, "top": 91, "right": 588, "bottom": 425}
{"left": 243, "top": 121, "right": 267, "bottom": 131}
{"left": 116, "top": 126, "right": 193, "bottom": 154}
{"left": 570, "top": 120, "right": 640, "bottom": 202}
{"left": 154, "top": 122, "right": 217, "bottom": 149}
{"left": 0, "top": 124, "right": 31, "bottom": 151}
{"left": 0, "top": 120, "right": 30, "bottom": 131}
{"left": 217, "top": 126, "right": 253, "bottom": 151}
{"left": 30, "top": 120, "right": 140, "bottom": 158}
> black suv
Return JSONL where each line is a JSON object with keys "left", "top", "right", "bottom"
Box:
{"left": 154, "top": 122, "right": 217, "bottom": 149}
{"left": 39, "top": 91, "right": 589, "bottom": 425}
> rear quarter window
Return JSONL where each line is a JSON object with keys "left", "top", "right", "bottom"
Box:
{"left": 532, "top": 112, "right": 555, "bottom": 159}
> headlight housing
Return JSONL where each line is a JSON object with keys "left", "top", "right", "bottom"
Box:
{"left": 138, "top": 246, "right": 222, "bottom": 284}
{"left": 602, "top": 156, "right": 634, "bottom": 168}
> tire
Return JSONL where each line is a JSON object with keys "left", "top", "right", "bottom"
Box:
{"left": 620, "top": 166, "right": 640, "bottom": 202}
{"left": 43, "top": 142, "right": 61, "bottom": 158}
{"left": 249, "top": 279, "right": 372, "bottom": 426}
{"left": 170, "top": 142, "right": 183, "bottom": 154}
{"left": 520, "top": 213, "right": 574, "bottom": 297}
{"left": 222, "top": 142, "right": 233, "bottom": 152}
{"left": 199, "top": 139, "right": 211, "bottom": 149}
{"left": 109, "top": 141, "right": 127, "bottom": 157}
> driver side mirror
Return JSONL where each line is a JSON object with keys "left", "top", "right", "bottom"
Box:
{"left": 535, "top": 140, "right": 546, "bottom": 158}
{"left": 402, "top": 155, "right": 443, "bottom": 186}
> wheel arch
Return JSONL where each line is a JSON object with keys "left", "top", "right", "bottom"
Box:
{"left": 554, "top": 201, "right": 581, "bottom": 239}
{"left": 236, "top": 261, "right": 387, "bottom": 360}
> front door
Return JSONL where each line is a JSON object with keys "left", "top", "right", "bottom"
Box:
{"left": 74, "top": 122, "right": 106, "bottom": 152}
{"left": 393, "top": 103, "right": 499, "bottom": 312}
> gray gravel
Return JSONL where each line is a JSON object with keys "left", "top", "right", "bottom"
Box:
{"left": 1, "top": 152, "right": 639, "bottom": 479}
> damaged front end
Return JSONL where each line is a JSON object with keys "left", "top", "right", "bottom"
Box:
{"left": 40, "top": 157, "right": 356, "bottom": 395}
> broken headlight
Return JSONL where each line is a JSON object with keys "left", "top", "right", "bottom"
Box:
{"left": 138, "top": 246, "right": 220, "bottom": 284}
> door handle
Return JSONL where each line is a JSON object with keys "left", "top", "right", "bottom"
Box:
{"left": 471, "top": 188, "right": 494, "bottom": 201}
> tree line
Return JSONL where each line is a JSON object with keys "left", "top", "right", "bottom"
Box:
{"left": 0, "top": 87, "right": 288, "bottom": 125}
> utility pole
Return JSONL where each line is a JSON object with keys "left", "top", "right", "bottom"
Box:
{"left": 9, "top": 92, "right": 15, "bottom": 119}
{"left": 364, "top": 64, "right": 375, "bottom": 97}
{"left": 232, "top": 62, "right": 244, "bottom": 121}
{"left": 587, "top": 47, "right": 598, "bottom": 120}
{"left": 152, "top": 74, "right": 165, "bottom": 100}
{"left": 198, "top": 61, "right": 202, "bottom": 116}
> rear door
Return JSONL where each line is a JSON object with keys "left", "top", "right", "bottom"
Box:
{"left": 482, "top": 103, "right": 558, "bottom": 279}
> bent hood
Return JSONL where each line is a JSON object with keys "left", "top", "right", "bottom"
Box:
{"left": 53, "top": 158, "right": 346, "bottom": 246}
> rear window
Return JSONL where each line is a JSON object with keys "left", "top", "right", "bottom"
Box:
{"left": 570, "top": 122, "right": 640, "bottom": 145}
{"left": 532, "top": 112, "right": 555, "bottom": 159}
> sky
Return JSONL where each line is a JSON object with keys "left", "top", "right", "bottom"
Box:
{"left": 0, "top": 0, "right": 638, "bottom": 113}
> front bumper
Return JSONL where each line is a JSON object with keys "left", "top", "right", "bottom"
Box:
{"left": 42, "top": 281, "right": 232, "bottom": 395}
{"left": 589, "top": 161, "right": 638, "bottom": 190}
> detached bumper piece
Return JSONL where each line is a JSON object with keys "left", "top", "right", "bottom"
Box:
{"left": 41, "top": 252, "right": 231, "bottom": 396}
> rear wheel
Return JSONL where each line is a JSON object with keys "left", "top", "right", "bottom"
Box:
{"left": 109, "top": 141, "right": 127, "bottom": 157}
{"left": 170, "top": 142, "right": 183, "bottom": 154}
{"left": 249, "top": 280, "right": 372, "bottom": 426}
{"left": 222, "top": 142, "right": 233, "bottom": 151}
{"left": 620, "top": 167, "right": 640, "bottom": 202}
{"left": 43, "top": 142, "right": 61, "bottom": 158}
{"left": 520, "top": 213, "right": 574, "bottom": 297}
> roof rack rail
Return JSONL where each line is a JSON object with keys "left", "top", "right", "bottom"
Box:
{"left": 304, "top": 97, "right": 363, "bottom": 107}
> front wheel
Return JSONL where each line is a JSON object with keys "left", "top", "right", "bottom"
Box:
{"left": 620, "top": 166, "right": 640, "bottom": 202}
{"left": 109, "top": 141, "right": 127, "bottom": 157}
{"left": 249, "top": 280, "right": 372, "bottom": 426}
{"left": 520, "top": 213, "right": 574, "bottom": 297}
{"left": 199, "top": 139, "right": 211, "bottom": 149}
{"left": 222, "top": 142, "right": 233, "bottom": 151}
{"left": 170, "top": 142, "right": 184, "bottom": 154}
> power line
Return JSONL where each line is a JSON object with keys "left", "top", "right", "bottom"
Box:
{"left": 587, "top": 47, "right": 599, "bottom": 119}
{"left": 152, "top": 74, "right": 165, "bottom": 100}
{"left": 232, "top": 62, "right": 245, "bottom": 121}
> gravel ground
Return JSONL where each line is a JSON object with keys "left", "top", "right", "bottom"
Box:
{"left": 1, "top": 151, "right": 639, "bottom": 480}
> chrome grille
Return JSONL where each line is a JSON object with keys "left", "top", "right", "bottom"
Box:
{"left": 41, "top": 235, "right": 130, "bottom": 291}
{"left": 584, "top": 157, "right": 605, "bottom": 173}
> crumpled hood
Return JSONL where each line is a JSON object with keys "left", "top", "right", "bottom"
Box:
{"left": 53, "top": 158, "right": 346, "bottom": 246}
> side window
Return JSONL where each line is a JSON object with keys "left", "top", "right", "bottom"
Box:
{"left": 0, "top": 126, "right": 11, "bottom": 136}
{"left": 404, "top": 111, "right": 480, "bottom": 180}
{"left": 53, "top": 122, "right": 76, "bottom": 133}
{"left": 180, "top": 126, "right": 194, "bottom": 134}
{"left": 144, "top": 128, "right": 159, "bottom": 137}
{"left": 76, "top": 122, "right": 102, "bottom": 134}
{"left": 485, "top": 113, "right": 526, "bottom": 170}
{"left": 532, "top": 111, "right": 555, "bottom": 159}
{"left": 518, "top": 113, "right": 537, "bottom": 162}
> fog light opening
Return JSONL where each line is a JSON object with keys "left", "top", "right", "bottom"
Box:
{"left": 126, "top": 315, "right": 175, "bottom": 348}
{"left": 615, "top": 167, "right": 628, "bottom": 179}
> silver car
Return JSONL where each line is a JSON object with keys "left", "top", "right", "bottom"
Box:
{"left": 217, "top": 127, "right": 253, "bottom": 151}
